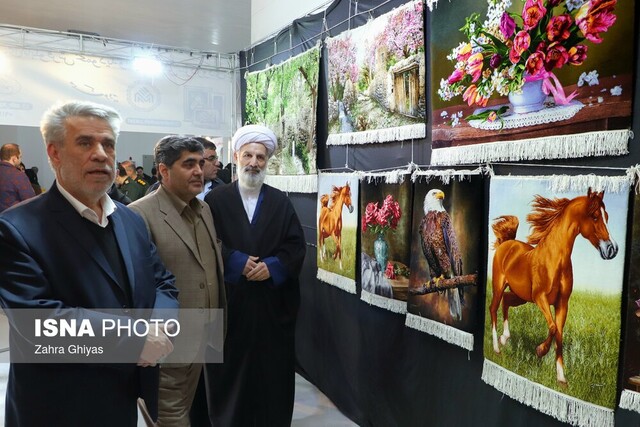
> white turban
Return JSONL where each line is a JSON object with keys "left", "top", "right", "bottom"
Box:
{"left": 232, "top": 125, "right": 278, "bottom": 156}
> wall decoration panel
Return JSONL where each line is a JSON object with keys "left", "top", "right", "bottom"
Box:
{"left": 317, "top": 172, "right": 360, "bottom": 293}
{"left": 326, "top": 0, "right": 425, "bottom": 146}
{"left": 430, "top": 0, "right": 634, "bottom": 165}
{"left": 405, "top": 169, "right": 483, "bottom": 351}
{"left": 483, "top": 174, "right": 630, "bottom": 427}
{"left": 359, "top": 172, "right": 412, "bottom": 313}
{"left": 244, "top": 44, "right": 320, "bottom": 192}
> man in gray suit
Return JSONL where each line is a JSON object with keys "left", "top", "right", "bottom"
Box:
{"left": 129, "top": 135, "right": 226, "bottom": 426}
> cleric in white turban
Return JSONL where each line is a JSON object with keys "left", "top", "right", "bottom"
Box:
{"left": 232, "top": 124, "right": 278, "bottom": 156}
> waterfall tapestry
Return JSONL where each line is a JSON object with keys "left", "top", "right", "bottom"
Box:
{"left": 619, "top": 192, "right": 640, "bottom": 414}
{"left": 483, "top": 174, "right": 630, "bottom": 427}
{"left": 359, "top": 173, "right": 412, "bottom": 313}
{"left": 430, "top": 0, "right": 634, "bottom": 166}
{"left": 326, "top": 0, "right": 426, "bottom": 146}
{"left": 317, "top": 173, "right": 360, "bottom": 294}
{"left": 405, "top": 170, "right": 483, "bottom": 351}
{"left": 244, "top": 43, "right": 320, "bottom": 193}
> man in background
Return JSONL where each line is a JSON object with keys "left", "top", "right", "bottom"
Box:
{"left": 130, "top": 135, "right": 226, "bottom": 426}
{"left": 196, "top": 137, "right": 223, "bottom": 200}
{"left": 120, "top": 160, "right": 148, "bottom": 201}
{"left": 0, "top": 143, "right": 36, "bottom": 212}
{"left": 136, "top": 165, "right": 152, "bottom": 183}
{"left": 205, "top": 124, "right": 306, "bottom": 426}
{"left": 0, "top": 100, "right": 179, "bottom": 426}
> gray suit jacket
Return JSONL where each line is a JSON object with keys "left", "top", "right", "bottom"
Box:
{"left": 130, "top": 185, "right": 226, "bottom": 363}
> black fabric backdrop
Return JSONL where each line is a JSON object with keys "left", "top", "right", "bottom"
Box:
{"left": 240, "top": 1, "right": 640, "bottom": 425}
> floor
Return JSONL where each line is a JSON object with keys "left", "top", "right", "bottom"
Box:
{"left": 0, "top": 362, "right": 355, "bottom": 426}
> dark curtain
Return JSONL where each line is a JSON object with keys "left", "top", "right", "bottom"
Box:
{"left": 241, "top": 0, "right": 640, "bottom": 425}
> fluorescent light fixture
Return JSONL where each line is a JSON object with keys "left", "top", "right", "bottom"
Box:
{"left": 132, "top": 56, "right": 163, "bottom": 77}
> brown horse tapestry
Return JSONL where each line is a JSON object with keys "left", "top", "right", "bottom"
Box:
{"left": 317, "top": 173, "right": 359, "bottom": 293}
{"left": 430, "top": 0, "right": 634, "bottom": 166}
{"left": 405, "top": 171, "right": 483, "bottom": 351}
{"left": 359, "top": 174, "right": 412, "bottom": 313}
{"left": 483, "top": 174, "right": 630, "bottom": 427}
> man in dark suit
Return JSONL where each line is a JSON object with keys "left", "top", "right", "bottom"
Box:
{"left": 0, "top": 100, "right": 179, "bottom": 427}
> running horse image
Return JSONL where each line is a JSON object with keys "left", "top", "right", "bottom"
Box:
{"left": 490, "top": 188, "right": 618, "bottom": 385}
{"left": 318, "top": 183, "right": 354, "bottom": 270}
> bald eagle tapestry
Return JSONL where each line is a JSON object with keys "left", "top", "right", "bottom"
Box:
{"left": 360, "top": 175, "right": 412, "bottom": 313}
{"left": 325, "top": 0, "right": 426, "bottom": 146}
{"left": 619, "top": 192, "right": 640, "bottom": 414}
{"left": 429, "top": 0, "right": 634, "bottom": 166}
{"left": 317, "top": 172, "right": 359, "bottom": 293}
{"left": 483, "top": 174, "right": 630, "bottom": 427}
{"left": 244, "top": 43, "right": 320, "bottom": 193}
{"left": 405, "top": 171, "right": 483, "bottom": 351}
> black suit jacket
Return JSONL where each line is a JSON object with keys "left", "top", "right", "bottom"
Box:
{"left": 0, "top": 183, "right": 179, "bottom": 426}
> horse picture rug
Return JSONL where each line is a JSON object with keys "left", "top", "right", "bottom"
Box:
{"left": 483, "top": 175, "right": 630, "bottom": 427}
{"left": 325, "top": 0, "right": 426, "bottom": 146}
{"left": 316, "top": 173, "right": 359, "bottom": 293}
{"left": 244, "top": 44, "right": 320, "bottom": 193}
{"left": 430, "top": 0, "right": 634, "bottom": 166}
{"left": 359, "top": 176, "right": 413, "bottom": 313}
{"left": 405, "top": 173, "right": 483, "bottom": 351}
{"left": 619, "top": 193, "right": 640, "bottom": 414}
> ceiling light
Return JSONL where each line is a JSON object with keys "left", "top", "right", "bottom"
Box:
{"left": 132, "top": 56, "right": 163, "bottom": 77}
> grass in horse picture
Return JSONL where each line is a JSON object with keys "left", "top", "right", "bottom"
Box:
{"left": 490, "top": 188, "right": 618, "bottom": 386}
{"left": 319, "top": 182, "right": 354, "bottom": 270}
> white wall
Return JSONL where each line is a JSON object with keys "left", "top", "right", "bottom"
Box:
{"left": 251, "top": 0, "right": 330, "bottom": 45}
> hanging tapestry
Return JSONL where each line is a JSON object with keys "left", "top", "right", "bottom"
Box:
{"left": 405, "top": 169, "right": 483, "bottom": 351}
{"left": 359, "top": 171, "right": 413, "bottom": 313}
{"left": 244, "top": 43, "right": 320, "bottom": 193}
{"left": 429, "top": 0, "right": 634, "bottom": 166}
{"left": 619, "top": 190, "right": 640, "bottom": 414}
{"left": 317, "top": 172, "right": 360, "bottom": 293}
{"left": 483, "top": 174, "right": 630, "bottom": 427}
{"left": 325, "top": 0, "right": 425, "bottom": 146}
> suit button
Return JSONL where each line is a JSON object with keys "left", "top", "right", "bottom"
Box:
{"left": 199, "top": 283, "right": 205, "bottom": 289}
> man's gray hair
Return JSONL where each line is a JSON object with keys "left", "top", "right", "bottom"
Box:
{"left": 40, "top": 100, "right": 122, "bottom": 146}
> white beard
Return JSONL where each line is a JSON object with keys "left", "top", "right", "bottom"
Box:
{"left": 237, "top": 165, "right": 266, "bottom": 190}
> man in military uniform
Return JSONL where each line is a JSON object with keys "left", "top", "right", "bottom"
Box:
{"left": 119, "top": 160, "right": 148, "bottom": 201}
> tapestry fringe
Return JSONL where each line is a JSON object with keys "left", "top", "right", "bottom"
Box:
{"left": 411, "top": 166, "right": 483, "bottom": 183}
{"left": 361, "top": 290, "right": 407, "bottom": 314}
{"left": 405, "top": 313, "right": 474, "bottom": 351}
{"left": 431, "top": 129, "right": 631, "bottom": 166}
{"left": 317, "top": 268, "right": 356, "bottom": 294}
{"left": 358, "top": 167, "right": 412, "bottom": 184}
{"left": 326, "top": 124, "right": 425, "bottom": 146}
{"left": 494, "top": 173, "right": 631, "bottom": 194}
{"left": 620, "top": 389, "right": 640, "bottom": 414}
{"left": 264, "top": 174, "right": 318, "bottom": 193}
{"left": 482, "top": 359, "right": 614, "bottom": 427}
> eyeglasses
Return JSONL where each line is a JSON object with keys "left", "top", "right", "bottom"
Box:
{"left": 204, "top": 155, "right": 218, "bottom": 162}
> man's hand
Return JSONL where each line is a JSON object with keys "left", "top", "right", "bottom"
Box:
{"left": 137, "top": 326, "right": 174, "bottom": 367}
{"left": 242, "top": 256, "right": 260, "bottom": 276}
{"left": 246, "top": 261, "right": 271, "bottom": 282}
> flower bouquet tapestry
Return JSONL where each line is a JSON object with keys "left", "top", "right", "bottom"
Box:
{"left": 619, "top": 192, "right": 640, "bottom": 414}
{"left": 317, "top": 172, "right": 359, "bottom": 294}
{"left": 326, "top": 0, "right": 425, "bottom": 146}
{"left": 405, "top": 170, "right": 483, "bottom": 351}
{"left": 360, "top": 174, "right": 412, "bottom": 313}
{"left": 430, "top": 0, "right": 634, "bottom": 166}
{"left": 483, "top": 174, "right": 630, "bottom": 427}
{"left": 244, "top": 43, "right": 320, "bottom": 192}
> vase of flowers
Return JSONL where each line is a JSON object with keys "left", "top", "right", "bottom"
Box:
{"left": 438, "top": 0, "right": 618, "bottom": 121}
{"left": 508, "top": 78, "right": 547, "bottom": 113}
{"left": 362, "top": 194, "right": 402, "bottom": 269}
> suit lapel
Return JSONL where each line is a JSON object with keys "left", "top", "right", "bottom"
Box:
{"left": 111, "top": 211, "right": 137, "bottom": 294}
{"left": 157, "top": 188, "right": 204, "bottom": 269}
